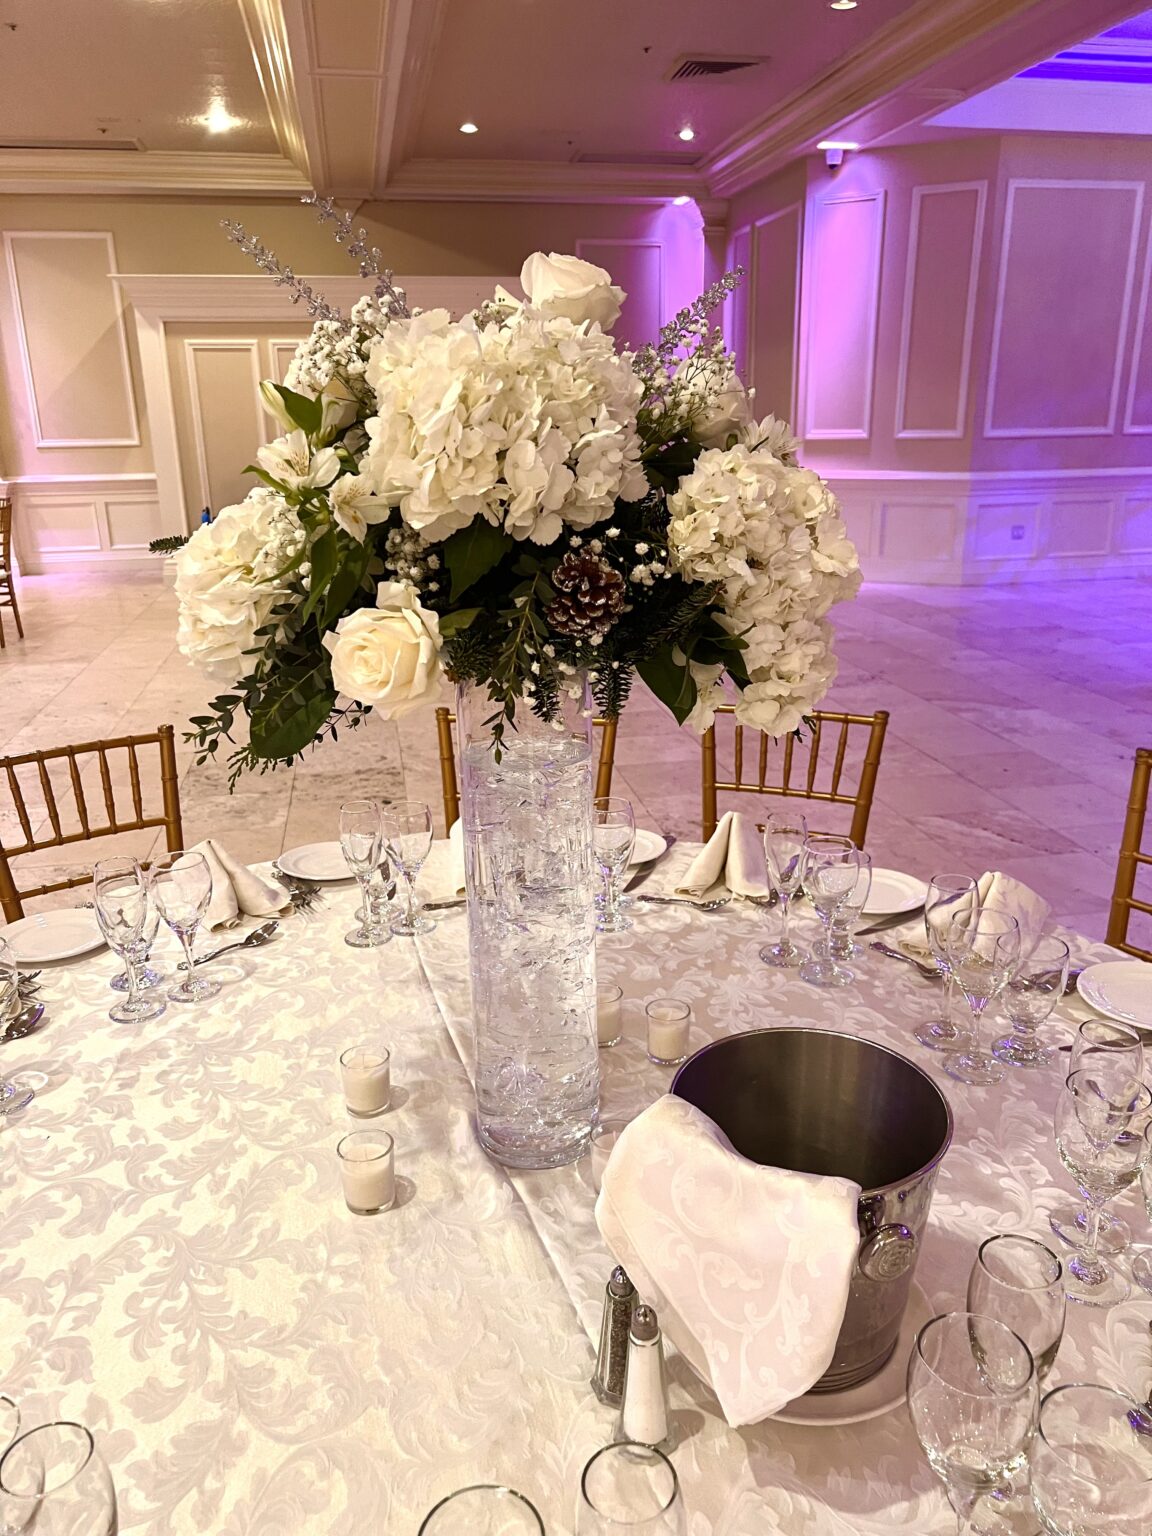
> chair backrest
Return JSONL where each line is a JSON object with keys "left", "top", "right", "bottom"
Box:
{"left": 0, "top": 725, "right": 184, "bottom": 922}
{"left": 701, "top": 705, "right": 889, "bottom": 845}
{"left": 1107, "top": 747, "right": 1152, "bottom": 960}
{"left": 433, "top": 708, "right": 619, "bottom": 834}
{"left": 0, "top": 497, "right": 11, "bottom": 567}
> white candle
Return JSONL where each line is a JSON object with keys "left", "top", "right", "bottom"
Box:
{"left": 597, "top": 983, "right": 623, "bottom": 1047}
{"left": 340, "top": 1045, "right": 391, "bottom": 1116}
{"left": 646, "top": 999, "right": 692, "bottom": 1066}
{"left": 337, "top": 1130, "right": 395, "bottom": 1213}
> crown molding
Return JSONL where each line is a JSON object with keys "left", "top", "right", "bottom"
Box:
{"left": 236, "top": 0, "right": 316, "bottom": 183}
{"left": 384, "top": 157, "right": 711, "bottom": 205}
{"left": 113, "top": 272, "right": 521, "bottom": 323}
{"left": 0, "top": 149, "right": 310, "bottom": 197}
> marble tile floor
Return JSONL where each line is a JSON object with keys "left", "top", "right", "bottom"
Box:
{"left": 1, "top": 567, "right": 1149, "bottom": 943}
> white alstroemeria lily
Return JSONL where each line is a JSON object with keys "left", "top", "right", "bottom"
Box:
{"left": 327, "top": 473, "right": 390, "bottom": 543}
{"left": 256, "top": 430, "right": 340, "bottom": 492}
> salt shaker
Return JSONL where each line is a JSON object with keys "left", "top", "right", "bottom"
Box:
{"left": 591, "top": 1266, "right": 635, "bottom": 1407}
{"left": 617, "top": 1302, "right": 674, "bottom": 1452}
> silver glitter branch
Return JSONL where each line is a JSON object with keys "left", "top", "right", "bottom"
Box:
{"left": 301, "top": 193, "right": 411, "bottom": 320}
{"left": 220, "top": 219, "right": 346, "bottom": 324}
{"left": 637, "top": 265, "right": 747, "bottom": 370}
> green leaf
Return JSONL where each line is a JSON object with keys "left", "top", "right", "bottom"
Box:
{"left": 248, "top": 657, "right": 336, "bottom": 761}
{"left": 637, "top": 647, "right": 698, "bottom": 726}
{"left": 269, "top": 383, "right": 322, "bottom": 437}
{"left": 244, "top": 464, "right": 291, "bottom": 496}
{"left": 436, "top": 606, "right": 482, "bottom": 636}
{"left": 444, "top": 519, "right": 512, "bottom": 601}
{"left": 319, "top": 540, "right": 372, "bottom": 630}
{"left": 300, "top": 528, "right": 339, "bottom": 623}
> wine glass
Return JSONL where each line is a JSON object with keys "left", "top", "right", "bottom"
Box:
{"left": 759, "top": 812, "right": 808, "bottom": 967}
{"left": 907, "top": 1312, "right": 1038, "bottom": 1536}
{"left": 1050, "top": 1021, "right": 1145, "bottom": 1257}
{"left": 0, "top": 1421, "right": 117, "bottom": 1536}
{"left": 799, "top": 835, "right": 861, "bottom": 988}
{"left": 827, "top": 848, "right": 872, "bottom": 961}
{"left": 340, "top": 799, "right": 387, "bottom": 949}
{"left": 1054, "top": 1069, "right": 1152, "bottom": 1307}
{"left": 418, "top": 1485, "right": 544, "bottom": 1534}
{"left": 92, "top": 862, "right": 166, "bottom": 1025}
{"left": 151, "top": 851, "right": 220, "bottom": 1004}
{"left": 942, "top": 910, "right": 1021, "bottom": 1086}
{"left": 96, "top": 855, "right": 162, "bottom": 996}
{"left": 593, "top": 796, "right": 636, "bottom": 934}
{"left": 577, "top": 1442, "right": 685, "bottom": 1534}
{"left": 382, "top": 800, "right": 435, "bottom": 937}
{"left": 993, "top": 936, "right": 1070, "bottom": 1069}
{"left": 1132, "top": 1120, "right": 1152, "bottom": 1295}
{"left": 967, "top": 1234, "right": 1066, "bottom": 1381}
{"left": 1030, "top": 1384, "right": 1152, "bottom": 1536}
{"left": 0, "top": 938, "right": 34, "bottom": 1115}
{"left": 915, "top": 873, "right": 978, "bottom": 1052}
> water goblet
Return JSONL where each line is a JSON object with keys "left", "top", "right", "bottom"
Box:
{"left": 151, "top": 851, "right": 221, "bottom": 1003}
{"left": 993, "top": 936, "right": 1070, "bottom": 1069}
{"left": 594, "top": 796, "right": 636, "bottom": 934}
{"left": 1054, "top": 1070, "right": 1152, "bottom": 1308}
{"left": 914, "top": 873, "right": 978, "bottom": 1052}
{"left": 759, "top": 812, "right": 808, "bottom": 967}
{"left": 96, "top": 853, "right": 163, "bottom": 995}
{"left": 828, "top": 848, "right": 873, "bottom": 961}
{"left": 383, "top": 800, "right": 435, "bottom": 937}
{"left": 942, "top": 910, "right": 1021, "bottom": 1086}
{"left": 967, "top": 1234, "right": 1066, "bottom": 1381}
{"left": 799, "top": 835, "right": 860, "bottom": 988}
{"left": 92, "top": 863, "right": 166, "bottom": 1025}
{"left": 340, "top": 799, "right": 388, "bottom": 948}
{"left": 1132, "top": 1120, "right": 1152, "bottom": 1295}
{"left": 1030, "top": 1383, "right": 1152, "bottom": 1536}
{"left": 418, "top": 1485, "right": 544, "bottom": 1535}
{"left": 0, "top": 939, "right": 33, "bottom": 1114}
{"left": 577, "top": 1442, "right": 685, "bottom": 1535}
{"left": 0, "top": 1421, "right": 118, "bottom": 1536}
{"left": 907, "top": 1311, "right": 1038, "bottom": 1536}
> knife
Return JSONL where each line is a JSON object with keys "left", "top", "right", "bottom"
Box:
{"left": 624, "top": 835, "right": 677, "bottom": 894}
{"left": 857, "top": 906, "right": 925, "bottom": 937}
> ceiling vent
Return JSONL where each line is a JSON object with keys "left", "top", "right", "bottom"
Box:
{"left": 667, "top": 55, "right": 765, "bottom": 81}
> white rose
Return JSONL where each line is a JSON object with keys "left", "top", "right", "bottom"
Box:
{"left": 322, "top": 581, "right": 442, "bottom": 719}
{"left": 520, "top": 252, "right": 625, "bottom": 331}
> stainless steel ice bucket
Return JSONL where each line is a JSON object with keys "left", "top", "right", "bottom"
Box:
{"left": 672, "top": 1027, "right": 953, "bottom": 1392}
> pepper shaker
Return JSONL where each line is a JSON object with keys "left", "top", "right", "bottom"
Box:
{"left": 591, "top": 1266, "right": 635, "bottom": 1407}
{"left": 617, "top": 1302, "right": 674, "bottom": 1452}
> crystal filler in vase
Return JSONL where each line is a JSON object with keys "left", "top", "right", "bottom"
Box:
{"left": 456, "top": 677, "right": 600, "bottom": 1168}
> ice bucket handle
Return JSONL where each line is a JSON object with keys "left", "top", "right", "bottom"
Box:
{"left": 858, "top": 1223, "right": 917, "bottom": 1282}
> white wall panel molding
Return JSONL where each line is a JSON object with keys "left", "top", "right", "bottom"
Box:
{"left": 801, "top": 190, "right": 885, "bottom": 441}
{"left": 7, "top": 476, "right": 160, "bottom": 572}
{"left": 183, "top": 340, "right": 265, "bottom": 516}
{"left": 1123, "top": 231, "right": 1152, "bottom": 435}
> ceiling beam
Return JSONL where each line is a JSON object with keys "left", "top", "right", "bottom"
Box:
{"left": 235, "top": 0, "right": 316, "bottom": 185}
{"left": 384, "top": 158, "right": 714, "bottom": 205}
{"left": 0, "top": 149, "right": 309, "bottom": 197}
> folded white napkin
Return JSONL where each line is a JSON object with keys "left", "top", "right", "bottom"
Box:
{"left": 190, "top": 838, "right": 290, "bottom": 930}
{"left": 675, "top": 811, "right": 769, "bottom": 900}
{"left": 447, "top": 819, "right": 466, "bottom": 896}
{"left": 977, "top": 869, "right": 1050, "bottom": 959}
{"left": 595, "top": 1095, "right": 861, "bottom": 1427}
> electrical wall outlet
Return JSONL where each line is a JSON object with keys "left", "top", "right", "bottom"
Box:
{"left": 1010, "top": 524, "right": 1027, "bottom": 541}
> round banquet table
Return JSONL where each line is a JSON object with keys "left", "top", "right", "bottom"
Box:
{"left": 0, "top": 841, "right": 1147, "bottom": 1534}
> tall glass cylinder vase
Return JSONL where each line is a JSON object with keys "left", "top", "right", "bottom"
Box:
{"left": 456, "top": 677, "right": 600, "bottom": 1169}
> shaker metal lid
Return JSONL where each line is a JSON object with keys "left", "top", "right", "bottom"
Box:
{"left": 609, "top": 1266, "right": 635, "bottom": 1299}
{"left": 631, "top": 1304, "right": 659, "bottom": 1343}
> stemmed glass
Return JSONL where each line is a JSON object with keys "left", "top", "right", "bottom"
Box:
{"left": 151, "top": 850, "right": 221, "bottom": 1004}
{"left": 967, "top": 1234, "right": 1066, "bottom": 1381}
{"left": 382, "top": 800, "right": 435, "bottom": 937}
{"left": 915, "top": 873, "right": 978, "bottom": 1052}
{"left": 418, "top": 1485, "right": 544, "bottom": 1534}
{"left": 799, "top": 835, "right": 861, "bottom": 988}
{"left": 92, "top": 861, "right": 166, "bottom": 1024}
{"left": 0, "top": 1421, "right": 118, "bottom": 1536}
{"left": 942, "top": 910, "right": 1021, "bottom": 1085}
{"left": 1030, "top": 1384, "right": 1152, "bottom": 1535}
{"left": 828, "top": 848, "right": 873, "bottom": 961}
{"left": 0, "top": 938, "right": 34, "bottom": 1114}
{"left": 1132, "top": 1121, "right": 1152, "bottom": 1295}
{"left": 759, "top": 812, "right": 808, "bottom": 967}
{"left": 340, "top": 799, "right": 388, "bottom": 949}
{"left": 992, "top": 936, "right": 1070, "bottom": 1069}
{"left": 577, "top": 1442, "right": 685, "bottom": 1534}
{"left": 1054, "top": 1069, "right": 1152, "bottom": 1307}
{"left": 907, "top": 1312, "right": 1038, "bottom": 1536}
{"left": 102, "top": 852, "right": 162, "bottom": 995}
{"left": 593, "top": 796, "right": 636, "bottom": 934}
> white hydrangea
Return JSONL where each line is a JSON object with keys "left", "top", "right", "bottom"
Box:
{"left": 359, "top": 306, "right": 647, "bottom": 545}
{"left": 174, "top": 489, "right": 305, "bottom": 681}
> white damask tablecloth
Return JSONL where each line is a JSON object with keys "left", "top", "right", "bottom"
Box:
{"left": 0, "top": 844, "right": 1147, "bottom": 1535}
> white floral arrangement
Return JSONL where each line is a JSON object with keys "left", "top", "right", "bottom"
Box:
{"left": 162, "top": 202, "right": 860, "bottom": 778}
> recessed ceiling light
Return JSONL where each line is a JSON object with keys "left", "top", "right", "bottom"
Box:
{"left": 673, "top": 195, "right": 691, "bottom": 206}
{"left": 459, "top": 121, "right": 479, "bottom": 134}
{"left": 201, "top": 98, "right": 242, "bottom": 134}
{"left": 829, "top": 0, "right": 858, "bottom": 9}
{"left": 817, "top": 140, "right": 860, "bottom": 151}
{"left": 677, "top": 126, "right": 695, "bottom": 142}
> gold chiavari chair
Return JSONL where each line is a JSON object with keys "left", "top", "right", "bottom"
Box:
{"left": 701, "top": 705, "right": 889, "bottom": 846}
{"left": 1106, "top": 747, "right": 1152, "bottom": 960}
{"left": 0, "top": 497, "right": 24, "bottom": 648}
{"left": 433, "top": 708, "right": 619, "bottom": 834}
{"left": 0, "top": 725, "right": 184, "bottom": 922}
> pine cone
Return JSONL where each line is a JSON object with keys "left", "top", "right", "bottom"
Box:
{"left": 546, "top": 550, "right": 626, "bottom": 639}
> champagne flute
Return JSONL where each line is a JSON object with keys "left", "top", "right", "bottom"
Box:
{"left": 577, "top": 1442, "right": 685, "bottom": 1535}
{"left": 92, "top": 862, "right": 166, "bottom": 1025}
{"left": 993, "top": 936, "right": 1070, "bottom": 1069}
{"left": 0, "top": 938, "right": 33, "bottom": 1115}
{"left": 382, "top": 800, "right": 435, "bottom": 937}
{"left": 593, "top": 796, "right": 636, "bottom": 934}
{"left": 915, "top": 873, "right": 978, "bottom": 1052}
{"left": 340, "top": 799, "right": 387, "bottom": 949}
{"left": 966, "top": 1234, "right": 1066, "bottom": 1381}
{"left": 759, "top": 812, "right": 808, "bottom": 967}
{"left": 151, "top": 851, "right": 221, "bottom": 1004}
{"left": 0, "top": 1421, "right": 117, "bottom": 1536}
{"left": 1030, "top": 1384, "right": 1152, "bottom": 1536}
{"left": 799, "top": 835, "right": 860, "bottom": 988}
{"left": 942, "top": 910, "right": 1021, "bottom": 1086}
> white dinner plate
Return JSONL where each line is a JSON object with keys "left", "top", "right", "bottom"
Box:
{"left": 3, "top": 908, "right": 105, "bottom": 964}
{"left": 862, "top": 868, "right": 929, "bottom": 918}
{"left": 629, "top": 829, "right": 668, "bottom": 867}
{"left": 772, "top": 1281, "right": 932, "bottom": 1427}
{"left": 1077, "top": 961, "right": 1152, "bottom": 1030}
{"left": 276, "top": 842, "right": 354, "bottom": 883}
